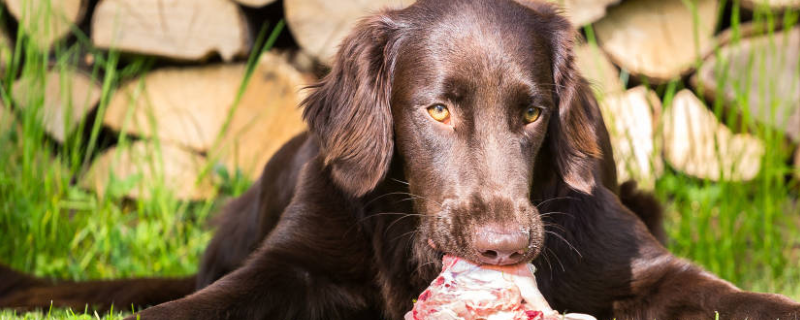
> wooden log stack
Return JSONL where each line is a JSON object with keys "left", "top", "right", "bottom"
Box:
{"left": 0, "top": 0, "right": 798, "bottom": 200}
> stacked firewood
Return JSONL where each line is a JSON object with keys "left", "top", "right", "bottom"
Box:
{"left": 0, "top": 0, "right": 797, "bottom": 199}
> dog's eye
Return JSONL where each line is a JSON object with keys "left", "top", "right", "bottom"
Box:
{"left": 427, "top": 104, "right": 451, "bottom": 123}
{"left": 523, "top": 107, "right": 542, "bottom": 124}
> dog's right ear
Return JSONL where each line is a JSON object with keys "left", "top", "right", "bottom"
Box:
{"left": 302, "top": 14, "right": 404, "bottom": 197}
{"left": 543, "top": 6, "right": 603, "bottom": 195}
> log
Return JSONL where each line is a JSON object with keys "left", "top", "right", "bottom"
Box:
{"left": 286, "top": 0, "right": 620, "bottom": 64}
{"left": 79, "top": 141, "right": 214, "bottom": 200}
{"left": 663, "top": 89, "right": 765, "bottom": 181}
{"left": 103, "top": 64, "right": 246, "bottom": 151}
{"left": 102, "top": 52, "right": 309, "bottom": 179}
{"left": 742, "top": 0, "right": 800, "bottom": 9}
{"left": 4, "top": 0, "right": 87, "bottom": 49}
{"left": 213, "top": 53, "right": 309, "bottom": 179}
{"left": 693, "top": 27, "right": 799, "bottom": 142}
{"left": 232, "top": 0, "right": 277, "bottom": 8}
{"left": 599, "top": 86, "right": 662, "bottom": 189}
{"left": 92, "top": 0, "right": 250, "bottom": 61}
{"left": 594, "top": 0, "right": 717, "bottom": 82}
{"left": 12, "top": 68, "right": 102, "bottom": 142}
{"left": 285, "top": 0, "right": 414, "bottom": 66}
{"left": 548, "top": 0, "right": 621, "bottom": 26}
{"left": 574, "top": 42, "right": 624, "bottom": 96}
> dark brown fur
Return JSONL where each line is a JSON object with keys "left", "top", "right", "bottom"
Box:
{"left": 2, "top": 0, "right": 799, "bottom": 319}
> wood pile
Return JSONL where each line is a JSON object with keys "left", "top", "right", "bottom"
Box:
{"left": 1, "top": 0, "right": 797, "bottom": 199}
{"left": 3, "top": 0, "right": 87, "bottom": 49}
{"left": 548, "top": 0, "right": 620, "bottom": 26}
{"left": 12, "top": 68, "right": 101, "bottom": 142}
{"left": 663, "top": 90, "right": 765, "bottom": 181}
{"left": 285, "top": 0, "right": 414, "bottom": 65}
{"left": 92, "top": 0, "right": 251, "bottom": 61}
{"left": 102, "top": 52, "right": 307, "bottom": 180}
{"left": 80, "top": 141, "right": 215, "bottom": 200}
{"left": 599, "top": 86, "right": 663, "bottom": 189}
{"left": 593, "top": 0, "right": 718, "bottom": 82}
{"left": 742, "top": 0, "right": 800, "bottom": 9}
{"left": 693, "top": 27, "right": 800, "bottom": 143}
{"left": 574, "top": 42, "right": 624, "bottom": 95}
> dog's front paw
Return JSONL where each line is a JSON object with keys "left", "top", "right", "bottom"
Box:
{"left": 125, "top": 300, "right": 195, "bottom": 320}
{"left": 719, "top": 291, "right": 800, "bottom": 320}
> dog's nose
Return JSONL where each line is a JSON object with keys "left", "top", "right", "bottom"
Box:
{"left": 474, "top": 225, "right": 529, "bottom": 265}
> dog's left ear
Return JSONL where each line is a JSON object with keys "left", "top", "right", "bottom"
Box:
{"left": 547, "top": 14, "right": 603, "bottom": 194}
{"left": 302, "top": 14, "right": 404, "bottom": 197}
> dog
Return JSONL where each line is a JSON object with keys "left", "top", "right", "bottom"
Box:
{"left": 2, "top": 0, "right": 799, "bottom": 319}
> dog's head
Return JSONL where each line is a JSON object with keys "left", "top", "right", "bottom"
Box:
{"left": 303, "top": 0, "right": 601, "bottom": 266}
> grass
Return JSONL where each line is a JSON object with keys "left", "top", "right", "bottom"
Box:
{"left": 1, "top": 0, "right": 800, "bottom": 319}
{"left": 0, "top": 309, "right": 128, "bottom": 320}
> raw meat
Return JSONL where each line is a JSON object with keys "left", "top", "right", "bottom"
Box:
{"left": 405, "top": 255, "right": 596, "bottom": 320}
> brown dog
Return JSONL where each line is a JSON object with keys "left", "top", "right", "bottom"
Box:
{"left": 1, "top": 0, "right": 798, "bottom": 319}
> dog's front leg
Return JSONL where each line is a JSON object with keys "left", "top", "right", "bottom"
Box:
{"left": 126, "top": 202, "right": 377, "bottom": 320}
{"left": 539, "top": 188, "right": 800, "bottom": 320}
{"left": 613, "top": 250, "right": 800, "bottom": 320}
{"left": 589, "top": 191, "right": 800, "bottom": 320}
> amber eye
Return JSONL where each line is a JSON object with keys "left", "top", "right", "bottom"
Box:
{"left": 427, "top": 104, "right": 451, "bottom": 123}
{"left": 523, "top": 107, "right": 542, "bottom": 124}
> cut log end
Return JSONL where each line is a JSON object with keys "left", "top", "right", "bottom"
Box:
{"left": 694, "top": 27, "right": 800, "bottom": 143}
{"left": 548, "top": 0, "right": 621, "bottom": 26}
{"left": 742, "top": 0, "right": 800, "bottom": 9}
{"left": 285, "top": 0, "right": 414, "bottom": 66}
{"left": 600, "top": 86, "right": 663, "bottom": 189}
{"left": 80, "top": 141, "right": 214, "bottom": 201}
{"left": 663, "top": 89, "right": 765, "bottom": 181}
{"left": 92, "top": 0, "right": 250, "bottom": 61}
{"left": 12, "top": 68, "right": 101, "bottom": 143}
{"left": 4, "top": 0, "right": 87, "bottom": 49}
{"left": 594, "top": 0, "right": 718, "bottom": 82}
{"left": 213, "top": 53, "right": 309, "bottom": 180}
{"left": 103, "top": 52, "right": 309, "bottom": 180}
{"left": 575, "top": 43, "right": 623, "bottom": 96}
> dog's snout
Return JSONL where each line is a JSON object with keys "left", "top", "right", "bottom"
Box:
{"left": 474, "top": 224, "right": 529, "bottom": 265}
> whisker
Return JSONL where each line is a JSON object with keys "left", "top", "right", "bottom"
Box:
{"left": 384, "top": 213, "right": 421, "bottom": 236}
{"left": 356, "top": 211, "right": 422, "bottom": 224}
{"left": 538, "top": 211, "right": 576, "bottom": 220}
{"left": 392, "top": 229, "right": 419, "bottom": 244}
{"left": 543, "top": 222, "right": 568, "bottom": 234}
{"left": 544, "top": 247, "right": 566, "bottom": 272}
{"left": 539, "top": 248, "right": 555, "bottom": 280}
{"left": 534, "top": 196, "right": 577, "bottom": 208}
{"left": 390, "top": 178, "right": 410, "bottom": 186}
{"left": 364, "top": 191, "right": 417, "bottom": 207}
{"left": 394, "top": 197, "right": 420, "bottom": 204}
{"left": 545, "top": 230, "right": 582, "bottom": 258}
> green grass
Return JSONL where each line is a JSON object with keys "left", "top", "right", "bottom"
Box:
{"left": 0, "top": 309, "right": 125, "bottom": 320}
{"left": 1, "top": 1, "right": 800, "bottom": 319}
